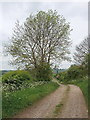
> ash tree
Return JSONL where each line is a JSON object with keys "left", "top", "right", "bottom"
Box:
{"left": 73, "top": 37, "right": 88, "bottom": 67}
{"left": 5, "top": 10, "right": 72, "bottom": 72}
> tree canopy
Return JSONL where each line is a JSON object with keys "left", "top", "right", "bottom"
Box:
{"left": 73, "top": 37, "right": 88, "bottom": 66}
{"left": 5, "top": 10, "right": 72, "bottom": 70}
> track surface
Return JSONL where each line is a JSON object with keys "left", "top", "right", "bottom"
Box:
{"left": 14, "top": 84, "right": 88, "bottom": 118}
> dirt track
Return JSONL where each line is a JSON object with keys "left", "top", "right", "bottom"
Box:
{"left": 57, "top": 85, "right": 88, "bottom": 118}
{"left": 14, "top": 84, "right": 88, "bottom": 118}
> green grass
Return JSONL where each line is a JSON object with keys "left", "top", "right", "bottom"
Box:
{"left": 53, "top": 103, "right": 63, "bottom": 116}
{"left": 0, "top": 76, "right": 2, "bottom": 81}
{"left": 2, "top": 82, "right": 59, "bottom": 118}
{"left": 68, "top": 76, "right": 88, "bottom": 105}
{"left": 0, "top": 76, "right": 2, "bottom": 120}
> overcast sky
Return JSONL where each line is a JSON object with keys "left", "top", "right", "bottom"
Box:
{"left": 0, "top": 2, "right": 88, "bottom": 70}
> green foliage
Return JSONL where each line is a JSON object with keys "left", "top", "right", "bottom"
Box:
{"left": 73, "top": 37, "right": 88, "bottom": 65}
{"left": 56, "top": 71, "right": 68, "bottom": 83}
{"left": 0, "top": 70, "right": 2, "bottom": 76}
{"left": 5, "top": 10, "right": 71, "bottom": 70}
{"left": 0, "top": 76, "right": 2, "bottom": 81}
{"left": 2, "top": 70, "right": 32, "bottom": 91}
{"left": 2, "top": 70, "right": 32, "bottom": 83}
{"left": 56, "top": 65, "right": 87, "bottom": 83}
{"left": 67, "top": 65, "right": 85, "bottom": 80}
{"left": 82, "top": 53, "right": 89, "bottom": 74}
{"left": 2, "top": 82, "right": 59, "bottom": 118}
{"left": 32, "top": 63, "right": 53, "bottom": 81}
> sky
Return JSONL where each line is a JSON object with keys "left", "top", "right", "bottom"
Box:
{"left": 0, "top": 2, "right": 88, "bottom": 70}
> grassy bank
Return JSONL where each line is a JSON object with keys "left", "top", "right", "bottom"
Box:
{"left": 68, "top": 76, "right": 88, "bottom": 105}
{"left": 2, "top": 82, "right": 59, "bottom": 118}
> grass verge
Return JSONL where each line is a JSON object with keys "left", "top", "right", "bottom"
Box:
{"left": 0, "top": 76, "right": 2, "bottom": 120}
{"left": 2, "top": 82, "right": 59, "bottom": 118}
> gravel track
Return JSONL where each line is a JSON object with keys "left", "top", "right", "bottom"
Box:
{"left": 14, "top": 84, "right": 88, "bottom": 118}
{"left": 57, "top": 85, "right": 88, "bottom": 118}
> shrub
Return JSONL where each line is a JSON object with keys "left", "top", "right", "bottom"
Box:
{"left": 32, "top": 63, "right": 53, "bottom": 81}
{"left": 67, "top": 65, "right": 86, "bottom": 80}
{"left": 2, "top": 70, "right": 32, "bottom": 91}
{"left": 56, "top": 71, "right": 68, "bottom": 83}
{"left": 56, "top": 65, "right": 87, "bottom": 83}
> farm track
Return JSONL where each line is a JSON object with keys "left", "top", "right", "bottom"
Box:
{"left": 14, "top": 84, "right": 88, "bottom": 118}
{"left": 57, "top": 85, "right": 88, "bottom": 118}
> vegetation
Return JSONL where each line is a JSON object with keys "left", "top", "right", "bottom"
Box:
{"left": 53, "top": 85, "right": 70, "bottom": 117}
{"left": 2, "top": 69, "right": 59, "bottom": 118}
{"left": 73, "top": 37, "right": 88, "bottom": 66}
{"left": 5, "top": 10, "right": 71, "bottom": 69}
{"left": 2, "top": 70, "right": 32, "bottom": 91}
{"left": 55, "top": 64, "right": 88, "bottom": 106}
{"left": 56, "top": 64, "right": 87, "bottom": 83}
{"left": 4, "top": 10, "right": 72, "bottom": 82}
{"left": 55, "top": 69, "right": 88, "bottom": 108}
{"left": 55, "top": 71, "right": 68, "bottom": 83}
{"left": 2, "top": 82, "right": 59, "bottom": 118}
{"left": 0, "top": 76, "right": 2, "bottom": 81}
{"left": 34, "top": 63, "right": 53, "bottom": 81}
{"left": 55, "top": 36, "right": 88, "bottom": 103}
{"left": 0, "top": 76, "right": 2, "bottom": 120}
{"left": 71, "top": 37, "right": 88, "bottom": 106}
{"left": 66, "top": 65, "right": 87, "bottom": 80}
{"left": 2, "top": 9, "right": 88, "bottom": 118}
{"left": 54, "top": 103, "right": 63, "bottom": 116}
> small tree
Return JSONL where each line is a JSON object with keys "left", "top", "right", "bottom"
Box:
{"left": 35, "top": 63, "right": 52, "bottom": 81}
{"left": 73, "top": 37, "right": 88, "bottom": 66}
